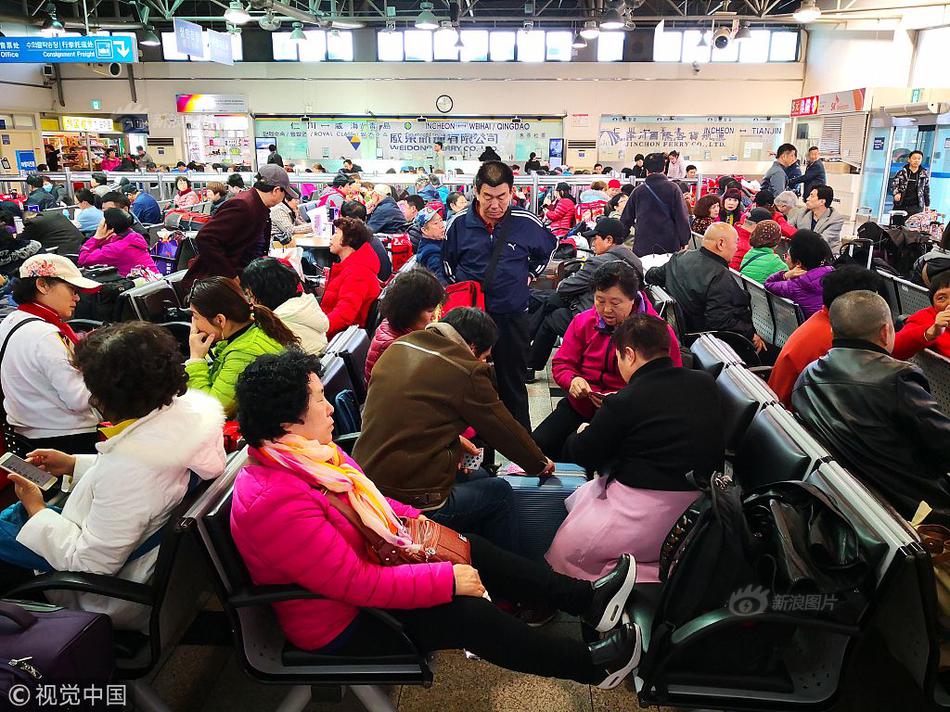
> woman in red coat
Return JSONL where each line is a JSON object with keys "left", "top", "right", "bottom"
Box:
{"left": 321, "top": 217, "right": 381, "bottom": 338}
{"left": 543, "top": 183, "right": 577, "bottom": 237}
{"left": 893, "top": 269, "right": 950, "bottom": 360}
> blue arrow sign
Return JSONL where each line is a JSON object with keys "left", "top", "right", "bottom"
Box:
{"left": 0, "top": 36, "right": 137, "bottom": 64}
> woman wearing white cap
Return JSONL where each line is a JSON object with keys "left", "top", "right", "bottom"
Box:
{"left": 0, "top": 254, "right": 101, "bottom": 454}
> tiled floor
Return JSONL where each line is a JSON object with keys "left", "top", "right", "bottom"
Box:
{"left": 143, "top": 363, "right": 657, "bottom": 712}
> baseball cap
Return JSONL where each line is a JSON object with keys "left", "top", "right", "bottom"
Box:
{"left": 582, "top": 217, "right": 628, "bottom": 242}
{"left": 607, "top": 179, "right": 622, "bottom": 190}
{"left": 257, "top": 164, "right": 299, "bottom": 199}
{"left": 414, "top": 207, "right": 441, "bottom": 228}
{"left": 121, "top": 183, "right": 138, "bottom": 195}
{"left": 19, "top": 254, "right": 101, "bottom": 292}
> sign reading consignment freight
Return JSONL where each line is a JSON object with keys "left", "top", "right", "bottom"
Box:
{"left": 598, "top": 115, "right": 786, "bottom": 163}
{"left": 0, "top": 35, "right": 137, "bottom": 64}
{"left": 176, "top": 94, "right": 248, "bottom": 114}
{"left": 791, "top": 88, "right": 866, "bottom": 117}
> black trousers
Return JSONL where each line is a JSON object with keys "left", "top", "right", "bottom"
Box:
{"left": 332, "top": 534, "right": 599, "bottom": 683}
{"left": 489, "top": 311, "right": 531, "bottom": 430}
{"left": 532, "top": 398, "right": 587, "bottom": 462}
{"left": 528, "top": 310, "right": 574, "bottom": 371}
{"left": 13, "top": 431, "right": 100, "bottom": 458}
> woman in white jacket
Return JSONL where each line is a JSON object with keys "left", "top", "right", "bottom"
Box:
{"left": 241, "top": 257, "right": 330, "bottom": 355}
{"left": 0, "top": 321, "right": 226, "bottom": 630}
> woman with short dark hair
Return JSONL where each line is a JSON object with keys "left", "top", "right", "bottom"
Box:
{"left": 544, "top": 183, "right": 577, "bottom": 237}
{"left": 173, "top": 176, "right": 200, "bottom": 209}
{"left": 229, "top": 349, "right": 642, "bottom": 689}
{"left": 365, "top": 269, "right": 445, "bottom": 382}
{"left": 241, "top": 258, "right": 329, "bottom": 355}
{"left": 764, "top": 229, "right": 834, "bottom": 318}
{"left": 690, "top": 194, "right": 721, "bottom": 236}
{"left": 0, "top": 321, "right": 225, "bottom": 628}
{"left": 321, "top": 216, "right": 382, "bottom": 338}
{"left": 77, "top": 207, "right": 159, "bottom": 277}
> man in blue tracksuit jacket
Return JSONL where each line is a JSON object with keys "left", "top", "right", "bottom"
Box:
{"left": 443, "top": 161, "right": 556, "bottom": 428}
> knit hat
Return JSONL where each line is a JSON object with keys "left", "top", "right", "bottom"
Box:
{"left": 607, "top": 179, "right": 622, "bottom": 189}
{"left": 750, "top": 220, "right": 782, "bottom": 249}
{"left": 724, "top": 188, "right": 742, "bottom": 202}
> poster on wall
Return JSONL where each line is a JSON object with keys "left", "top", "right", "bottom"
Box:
{"left": 597, "top": 115, "right": 787, "bottom": 163}
{"left": 176, "top": 94, "right": 248, "bottom": 114}
{"left": 254, "top": 116, "right": 563, "bottom": 167}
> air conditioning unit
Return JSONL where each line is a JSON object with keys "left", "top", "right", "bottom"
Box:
{"left": 884, "top": 102, "right": 950, "bottom": 118}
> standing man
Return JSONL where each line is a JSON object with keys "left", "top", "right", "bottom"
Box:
{"left": 619, "top": 152, "right": 691, "bottom": 257}
{"left": 266, "top": 143, "right": 283, "bottom": 167}
{"left": 183, "top": 164, "right": 293, "bottom": 291}
{"left": 788, "top": 146, "right": 826, "bottom": 199}
{"left": 134, "top": 145, "right": 154, "bottom": 169}
{"left": 891, "top": 149, "right": 931, "bottom": 217}
{"left": 433, "top": 141, "right": 446, "bottom": 173}
{"left": 443, "top": 161, "right": 556, "bottom": 428}
{"left": 762, "top": 143, "right": 798, "bottom": 195}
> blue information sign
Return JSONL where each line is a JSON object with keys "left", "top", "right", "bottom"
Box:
{"left": 174, "top": 18, "right": 204, "bottom": 57}
{"left": 15, "top": 150, "right": 37, "bottom": 172}
{"left": 0, "top": 35, "right": 137, "bottom": 64}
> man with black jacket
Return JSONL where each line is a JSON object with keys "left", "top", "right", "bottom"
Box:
{"left": 787, "top": 146, "right": 826, "bottom": 199}
{"left": 24, "top": 175, "right": 58, "bottom": 211}
{"left": 619, "top": 153, "right": 690, "bottom": 256}
{"left": 646, "top": 222, "right": 765, "bottom": 351}
{"left": 793, "top": 290, "right": 950, "bottom": 523}
{"left": 20, "top": 210, "right": 84, "bottom": 256}
{"left": 444, "top": 161, "right": 556, "bottom": 427}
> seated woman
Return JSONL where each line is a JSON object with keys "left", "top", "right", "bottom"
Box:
{"left": 579, "top": 180, "right": 609, "bottom": 204}
{"left": 241, "top": 257, "right": 329, "bottom": 356}
{"left": 690, "top": 194, "right": 721, "bottom": 236}
{"left": 414, "top": 208, "right": 449, "bottom": 283}
{"left": 173, "top": 176, "right": 201, "bottom": 210}
{"left": 186, "top": 276, "right": 299, "bottom": 417}
{"left": 206, "top": 181, "right": 229, "bottom": 216}
{"left": 0, "top": 321, "right": 225, "bottom": 628}
{"left": 365, "top": 268, "right": 445, "bottom": 383}
{"left": 719, "top": 188, "right": 743, "bottom": 226}
{"left": 739, "top": 219, "right": 787, "bottom": 284}
{"left": 270, "top": 193, "right": 311, "bottom": 246}
{"left": 546, "top": 315, "right": 724, "bottom": 582}
{"left": 0, "top": 255, "right": 102, "bottom": 455}
{"left": 893, "top": 269, "right": 950, "bottom": 360}
{"left": 0, "top": 210, "right": 41, "bottom": 278}
{"left": 73, "top": 189, "right": 103, "bottom": 236}
{"left": 229, "top": 349, "right": 641, "bottom": 688}
{"left": 543, "top": 183, "right": 576, "bottom": 237}
{"left": 606, "top": 192, "right": 628, "bottom": 220}
{"left": 764, "top": 229, "right": 834, "bottom": 319}
{"left": 77, "top": 208, "right": 159, "bottom": 278}
{"left": 532, "top": 262, "right": 682, "bottom": 462}
{"left": 772, "top": 191, "right": 801, "bottom": 239}
{"left": 321, "top": 217, "right": 382, "bottom": 339}
{"left": 730, "top": 207, "right": 774, "bottom": 270}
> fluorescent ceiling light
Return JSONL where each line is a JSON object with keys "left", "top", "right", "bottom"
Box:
{"left": 223, "top": 1, "right": 251, "bottom": 25}
{"left": 140, "top": 25, "right": 160, "bottom": 45}
{"left": 599, "top": 7, "right": 625, "bottom": 31}
{"left": 332, "top": 18, "right": 365, "bottom": 29}
{"left": 793, "top": 0, "right": 821, "bottom": 23}
{"left": 580, "top": 20, "right": 600, "bottom": 39}
{"left": 415, "top": 1, "right": 439, "bottom": 30}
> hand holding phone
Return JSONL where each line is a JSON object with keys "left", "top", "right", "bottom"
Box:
{"left": 0, "top": 452, "right": 57, "bottom": 491}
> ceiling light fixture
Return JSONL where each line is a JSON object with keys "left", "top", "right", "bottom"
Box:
{"left": 579, "top": 20, "right": 600, "bottom": 39}
{"left": 223, "top": 0, "right": 251, "bottom": 25}
{"left": 734, "top": 22, "right": 751, "bottom": 39}
{"left": 572, "top": 31, "right": 588, "bottom": 48}
{"left": 226, "top": 22, "right": 242, "bottom": 35}
{"left": 599, "top": 7, "right": 625, "bottom": 31}
{"left": 289, "top": 21, "right": 306, "bottom": 41}
{"left": 415, "top": 1, "right": 439, "bottom": 30}
{"left": 454, "top": 32, "right": 465, "bottom": 49}
{"left": 793, "top": 0, "right": 821, "bottom": 23}
{"left": 696, "top": 32, "right": 708, "bottom": 47}
{"left": 332, "top": 17, "right": 365, "bottom": 29}
{"left": 140, "top": 25, "right": 160, "bottom": 46}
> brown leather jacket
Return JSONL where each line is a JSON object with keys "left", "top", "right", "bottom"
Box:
{"left": 353, "top": 322, "right": 547, "bottom": 509}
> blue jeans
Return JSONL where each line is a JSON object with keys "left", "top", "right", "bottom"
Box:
{"left": 428, "top": 470, "right": 520, "bottom": 554}
{"left": 0, "top": 503, "right": 56, "bottom": 572}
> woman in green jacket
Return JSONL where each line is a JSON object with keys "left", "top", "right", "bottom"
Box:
{"left": 739, "top": 220, "right": 787, "bottom": 284}
{"left": 186, "top": 277, "right": 299, "bottom": 416}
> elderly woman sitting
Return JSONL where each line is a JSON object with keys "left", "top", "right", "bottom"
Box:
{"left": 772, "top": 190, "right": 802, "bottom": 238}
{"left": 228, "top": 349, "right": 642, "bottom": 689}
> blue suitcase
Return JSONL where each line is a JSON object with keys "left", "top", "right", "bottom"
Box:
{"left": 500, "top": 467, "right": 588, "bottom": 561}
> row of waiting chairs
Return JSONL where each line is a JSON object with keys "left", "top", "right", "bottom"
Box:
{"left": 727, "top": 268, "right": 805, "bottom": 349}
{"left": 877, "top": 269, "right": 931, "bottom": 319}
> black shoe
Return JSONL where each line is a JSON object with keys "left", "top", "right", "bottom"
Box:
{"left": 584, "top": 554, "right": 637, "bottom": 633}
{"left": 591, "top": 622, "right": 642, "bottom": 689}
{"left": 524, "top": 369, "right": 538, "bottom": 384}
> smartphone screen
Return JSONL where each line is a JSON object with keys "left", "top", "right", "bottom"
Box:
{"left": 0, "top": 452, "right": 57, "bottom": 491}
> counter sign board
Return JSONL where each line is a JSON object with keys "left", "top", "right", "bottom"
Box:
{"left": 0, "top": 36, "right": 137, "bottom": 64}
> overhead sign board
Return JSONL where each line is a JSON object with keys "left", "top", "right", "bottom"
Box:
{"left": 173, "top": 18, "right": 204, "bottom": 57}
{"left": 791, "top": 88, "right": 866, "bottom": 117}
{"left": 176, "top": 94, "right": 248, "bottom": 113}
{"left": 61, "top": 116, "right": 115, "bottom": 132}
{"left": 207, "top": 29, "right": 233, "bottom": 66}
{"left": 0, "top": 35, "right": 137, "bottom": 64}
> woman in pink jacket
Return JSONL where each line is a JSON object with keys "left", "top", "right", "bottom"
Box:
{"left": 78, "top": 208, "right": 159, "bottom": 277}
{"left": 533, "top": 262, "right": 681, "bottom": 461}
{"left": 173, "top": 176, "right": 201, "bottom": 210}
{"left": 543, "top": 183, "right": 576, "bottom": 237}
{"left": 229, "top": 350, "right": 642, "bottom": 689}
